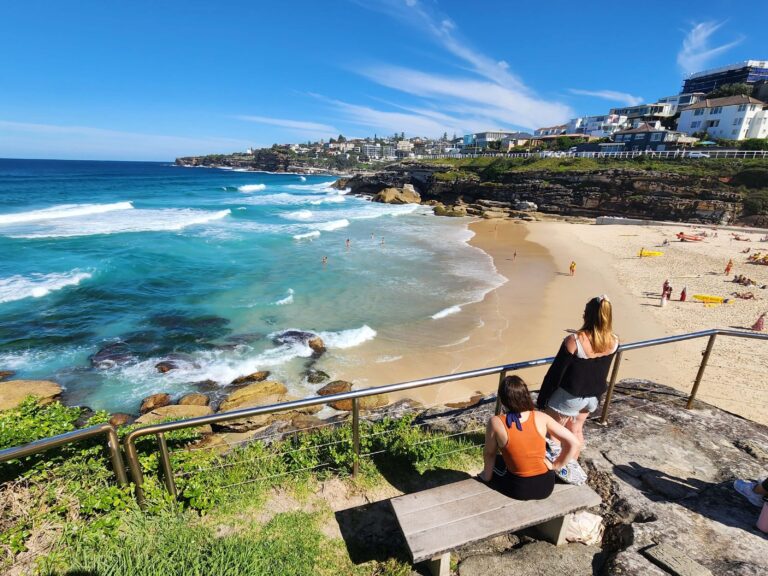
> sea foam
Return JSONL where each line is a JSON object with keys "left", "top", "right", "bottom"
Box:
{"left": 274, "top": 288, "right": 294, "bottom": 306}
{"left": 238, "top": 184, "right": 267, "bottom": 193}
{"left": 282, "top": 209, "right": 313, "bottom": 221}
{"left": 318, "top": 325, "right": 377, "bottom": 348}
{"left": 293, "top": 231, "right": 321, "bottom": 240}
{"left": 315, "top": 219, "right": 349, "bottom": 231}
{"left": 0, "top": 270, "right": 92, "bottom": 304}
{"left": 431, "top": 305, "right": 462, "bottom": 319}
{"left": 0, "top": 202, "right": 133, "bottom": 225}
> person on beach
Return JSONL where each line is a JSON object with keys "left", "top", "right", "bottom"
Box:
{"left": 536, "top": 295, "right": 618, "bottom": 458}
{"left": 479, "top": 375, "right": 578, "bottom": 500}
{"left": 569, "top": 261, "right": 576, "bottom": 276}
{"left": 734, "top": 476, "right": 768, "bottom": 533}
{"left": 753, "top": 312, "right": 766, "bottom": 331}
{"left": 725, "top": 258, "right": 734, "bottom": 276}
{"left": 322, "top": 256, "right": 328, "bottom": 266}
{"left": 345, "top": 238, "right": 350, "bottom": 249}
{"left": 680, "top": 286, "right": 687, "bottom": 302}
{"left": 513, "top": 250, "right": 517, "bottom": 261}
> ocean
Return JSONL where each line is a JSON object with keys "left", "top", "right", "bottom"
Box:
{"left": 0, "top": 159, "right": 505, "bottom": 412}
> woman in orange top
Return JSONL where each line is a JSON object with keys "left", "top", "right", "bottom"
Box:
{"left": 479, "top": 375, "right": 578, "bottom": 500}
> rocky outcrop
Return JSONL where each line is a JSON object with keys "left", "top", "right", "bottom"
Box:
{"left": 139, "top": 393, "right": 172, "bottom": 414}
{"left": 178, "top": 393, "right": 210, "bottom": 406}
{"left": 155, "top": 361, "right": 177, "bottom": 373}
{"left": 318, "top": 380, "right": 353, "bottom": 410}
{"left": 305, "top": 369, "right": 330, "bottom": 384}
{"left": 230, "top": 371, "right": 271, "bottom": 386}
{"left": 0, "top": 380, "right": 62, "bottom": 411}
{"left": 374, "top": 184, "right": 421, "bottom": 204}
{"left": 215, "top": 381, "right": 320, "bottom": 432}
{"left": 135, "top": 404, "right": 214, "bottom": 434}
{"left": 0, "top": 370, "right": 15, "bottom": 382}
{"left": 344, "top": 164, "right": 747, "bottom": 225}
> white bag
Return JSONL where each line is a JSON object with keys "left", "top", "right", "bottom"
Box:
{"left": 565, "top": 511, "right": 604, "bottom": 545}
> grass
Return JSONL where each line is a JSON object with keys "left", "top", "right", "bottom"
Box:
{"left": 1, "top": 401, "right": 486, "bottom": 575}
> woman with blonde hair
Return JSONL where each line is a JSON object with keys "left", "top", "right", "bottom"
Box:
{"left": 536, "top": 295, "right": 618, "bottom": 455}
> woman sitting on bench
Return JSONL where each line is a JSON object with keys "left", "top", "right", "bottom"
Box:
{"left": 479, "top": 375, "right": 579, "bottom": 500}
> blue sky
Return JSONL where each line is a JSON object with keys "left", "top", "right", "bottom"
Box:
{"left": 1, "top": 0, "right": 765, "bottom": 160}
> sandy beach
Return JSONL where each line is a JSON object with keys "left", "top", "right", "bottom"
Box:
{"left": 329, "top": 217, "right": 768, "bottom": 425}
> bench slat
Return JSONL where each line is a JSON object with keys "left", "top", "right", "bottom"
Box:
{"left": 392, "top": 482, "right": 601, "bottom": 563}
{"left": 390, "top": 478, "right": 490, "bottom": 515}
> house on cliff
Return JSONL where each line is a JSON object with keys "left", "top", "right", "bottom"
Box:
{"left": 677, "top": 94, "right": 768, "bottom": 141}
{"left": 606, "top": 123, "right": 696, "bottom": 152}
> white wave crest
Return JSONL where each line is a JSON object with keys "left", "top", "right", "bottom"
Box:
{"left": 0, "top": 202, "right": 133, "bottom": 225}
{"left": 318, "top": 325, "right": 377, "bottom": 349}
{"left": 310, "top": 196, "right": 345, "bottom": 205}
{"left": 238, "top": 184, "right": 267, "bottom": 193}
{"left": 431, "top": 305, "right": 462, "bottom": 320}
{"left": 286, "top": 182, "right": 342, "bottom": 194}
{"left": 3, "top": 208, "right": 231, "bottom": 239}
{"left": 0, "top": 270, "right": 92, "bottom": 304}
{"left": 282, "top": 209, "right": 313, "bottom": 221}
{"left": 375, "top": 355, "right": 403, "bottom": 363}
{"left": 274, "top": 288, "right": 294, "bottom": 306}
{"left": 293, "top": 230, "right": 321, "bottom": 240}
{"left": 315, "top": 219, "right": 349, "bottom": 232}
{"left": 299, "top": 176, "right": 307, "bottom": 182}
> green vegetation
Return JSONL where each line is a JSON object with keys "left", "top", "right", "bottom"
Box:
{"left": 1, "top": 399, "right": 483, "bottom": 575}
{"left": 706, "top": 83, "right": 753, "bottom": 98}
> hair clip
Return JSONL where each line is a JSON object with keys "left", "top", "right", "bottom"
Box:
{"left": 598, "top": 294, "right": 610, "bottom": 302}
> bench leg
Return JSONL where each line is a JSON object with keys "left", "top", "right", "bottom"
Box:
{"left": 426, "top": 552, "right": 450, "bottom": 576}
{"left": 535, "top": 514, "right": 572, "bottom": 546}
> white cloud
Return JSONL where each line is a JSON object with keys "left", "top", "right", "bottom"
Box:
{"left": 677, "top": 21, "right": 744, "bottom": 75}
{"left": 0, "top": 120, "right": 253, "bottom": 161}
{"left": 235, "top": 115, "right": 338, "bottom": 134}
{"left": 569, "top": 89, "right": 645, "bottom": 106}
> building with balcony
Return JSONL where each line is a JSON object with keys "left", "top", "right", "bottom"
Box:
{"left": 612, "top": 123, "right": 694, "bottom": 151}
{"left": 677, "top": 94, "right": 768, "bottom": 140}
{"left": 682, "top": 60, "right": 768, "bottom": 94}
{"left": 534, "top": 125, "right": 568, "bottom": 137}
{"left": 610, "top": 103, "right": 675, "bottom": 127}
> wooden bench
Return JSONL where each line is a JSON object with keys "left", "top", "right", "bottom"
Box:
{"left": 390, "top": 478, "right": 602, "bottom": 576}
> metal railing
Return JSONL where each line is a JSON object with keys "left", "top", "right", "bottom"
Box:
{"left": 0, "top": 422, "right": 127, "bottom": 485}
{"left": 122, "top": 327, "right": 768, "bottom": 507}
{"left": 1, "top": 328, "right": 766, "bottom": 507}
{"left": 416, "top": 149, "right": 768, "bottom": 160}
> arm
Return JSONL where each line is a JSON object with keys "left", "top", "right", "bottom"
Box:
{"left": 542, "top": 414, "right": 579, "bottom": 471}
{"left": 536, "top": 338, "right": 576, "bottom": 409}
{"left": 480, "top": 418, "right": 500, "bottom": 481}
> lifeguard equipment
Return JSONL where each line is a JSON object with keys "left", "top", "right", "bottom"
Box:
{"left": 638, "top": 249, "right": 664, "bottom": 257}
{"left": 693, "top": 294, "right": 730, "bottom": 304}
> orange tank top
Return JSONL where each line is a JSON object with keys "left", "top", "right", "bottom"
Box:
{"left": 497, "top": 411, "right": 549, "bottom": 478}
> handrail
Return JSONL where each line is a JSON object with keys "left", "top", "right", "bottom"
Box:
{"left": 0, "top": 422, "right": 127, "bottom": 486}
{"left": 123, "top": 327, "right": 768, "bottom": 507}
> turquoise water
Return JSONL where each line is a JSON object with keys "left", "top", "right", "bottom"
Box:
{"left": 0, "top": 159, "right": 503, "bottom": 412}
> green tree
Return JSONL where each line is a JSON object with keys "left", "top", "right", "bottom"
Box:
{"left": 337, "top": 134, "right": 346, "bottom": 142}
{"left": 706, "top": 83, "right": 753, "bottom": 98}
{"left": 740, "top": 138, "right": 768, "bottom": 151}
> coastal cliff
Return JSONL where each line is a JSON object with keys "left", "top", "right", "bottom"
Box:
{"left": 340, "top": 161, "right": 768, "bottom": 225}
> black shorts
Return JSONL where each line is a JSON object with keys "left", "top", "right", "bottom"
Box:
{"left": 488, "top": 455, "right": 555, "bottom": 500}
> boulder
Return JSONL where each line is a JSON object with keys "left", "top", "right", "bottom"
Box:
{"left": 0, "top": 380, "right": 62, "bottom": 411}
{"left": 155, "top": 361, "right": 177, "bottom": 373}
{"left": 230, "top": 371, "right": 271, "bottom": 386}
{"left": 90, "top": 342, "right": 134, "bottom": 369}
{"left": 308, "top": 336, "right": 326, "bottom": 356}
{"left": 0, "top": 370, "right": 15, "bottom": 381}
{"left": 290, "top": 414, "right": 327, "bottom": 431}
{"left": 135, "top": 404, "right": 213, "bottom": 434}
{"left": 306, "top": 369, "right": 330, "bottom": 384}
{"left": 218, "top": 381, "right": 288, "bottom": 412}
{"left": 179, "top": 393, "right": 210, "bottom": 406}
{"left": 374, "top": 186, "right": 421, "bottom": 204}
{"left": 139, "top": 393, "right": 172, "bottom": 414}
{"left": 360, "top": 393, "right": 390, "bottom": 411}
{"left": 482, "top": 210, "right": 507, "bottom": 219}
{"left": 318, "top": 380, "right": 353, "bottom": 411}
{"left": 109, "top": 412, "right": 135, "bottom": 427}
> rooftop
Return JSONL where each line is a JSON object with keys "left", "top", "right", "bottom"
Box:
{"left": 681, "top": 94, "right": 768, "bottom": 111}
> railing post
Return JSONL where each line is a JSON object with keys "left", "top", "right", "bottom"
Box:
{"left": 106, "top": 427, "right": 128, "bottom": 486}
{"left": 599, "top": 350, "right": 623, "bottom": 425}
{"left": 157, "top": 433, "right": 177, "bottom": 498}
{"left": 494, "top": 370, "right": 507, "bottom": 415}
{"left": 352, "top": 398, "right": 360, "bottom": 477}
{"left": 124, "top": 434, "right": 146, "bottom": 509}
{"left": 687, "top": 333, "right": 717, "bottom": 409}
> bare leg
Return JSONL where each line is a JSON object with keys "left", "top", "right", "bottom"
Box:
{"left": 565, "top": 411, "right": 589, "bottom": 459}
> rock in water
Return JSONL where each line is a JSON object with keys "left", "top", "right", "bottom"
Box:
{"left": 306, "top": 369, "right": 330, "bottom": 384}
{"left": 139, "top": 393, "right": 172, "bottom": 414}
{"left": 90, "top": 342, "right": 134, "bottom": 369}
{"left": 374, "top": 186, "right": 421, "bottom": 204}
{"left": 0, "top": 380, "right": 62, "bottom": 411}
{"left": 155, "top": 361, "right": 177, "bottom": 373}
{"left": 318, "top": 380, "right": 353, "bottom": 411}
{"left": 230, "top": 371, "right": 271, "bottom": 386}
{"left": 308, "top": 336, "right": 326, "bottom": 356}
{"left": 0, "top": 370, "right": 16, "bottom": 381}
{"left": 178, "top": 393, "right": 210, "bottom": 406}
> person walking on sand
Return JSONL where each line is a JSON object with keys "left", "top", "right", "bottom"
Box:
{"left": 569, "top": 261, "right": 576, "bottom": 276}
{"left": 680, "top": 286, "right": 687, "bottom": 302}
{"left": 536, "top": 295, "right": 618, "bottom": 460}
{"left": 725, "top": 258, "right": 734, "bottom": 275}
{"left": 513, "top": 250, "right": 517, "bottom": 262}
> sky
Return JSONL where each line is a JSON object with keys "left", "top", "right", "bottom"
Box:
{"left": 0, "top": 0, "right": 766, "bottom": 161}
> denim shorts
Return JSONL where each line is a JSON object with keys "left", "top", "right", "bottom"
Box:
{"left": 547, "top": 387, "right": 599, "bottom": 417}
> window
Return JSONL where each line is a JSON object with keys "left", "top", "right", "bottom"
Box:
{"left": 707, "top": 120, "right": 720, "bottom": 128}
{"left": 690, "top": 121, "right": 700, "bottom": 129}
{"left": 634, "top": 134, "right": 645, "bottom": 141}
{"left": 732, "top": 130, "right": 739, "bottom": 136}
{"left": 694, "top": 109, "right": 705, "bottom": 116}
{"left": 750, "top": 105, "right": 757, "bottom": 111}
{"left": 738, "top": 104, "right": 747, "bottom": 112}
{"left": 734, "top": 117, "right": 743, "bottom": 125}
{"left": 709, "top": 106, "right": 723, "bottom": 114}
{"left": 651, "top": 133, "right": 663, "bottom": 141}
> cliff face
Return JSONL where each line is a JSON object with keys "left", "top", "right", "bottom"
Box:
{"left": 176, "top": 150, "right": 297, "bottom": 172}
{"left": 341, "top": 166, "right": 744, "bottom": 224}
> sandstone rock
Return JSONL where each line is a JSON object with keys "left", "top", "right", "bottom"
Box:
{"left": 179, "top": 393, "right": 210, "bottom": 406}
{"left": 0, "top": 380, "right": 62, "bottom": 411}
{"left": 135, "top": 404, "right": 213, "bottom": 434}
{"left": 359, "top": 393, "right": 390, "bottom": 411}
{"left": 139, "top": 393, "right": 172, "bottom": 414}
{"left": 186, "top": 433, "right": 229, "bottom": 454}
{"left": 306, "top": 369, "right": 330, "bottom": 384}
{"left": 0, "top": 370, "right": 15, "bottom": 381}
{"left": 109, "top": 412, "right": 135, "bottom": 427}
{"left": 155, "top": 361, "right": 177, "bottom": 373}
{"left": 482, "top": 210, "right": 506, "bottom": 219}
{"left": 218, "top": 381, "right": 288, "bottom": 412}
{"left": 318, "top": 380, "right": 353, "bottom": 411}
{"left": 458, "top": 541, "right": 602, "bottom": 576}
{"left": 290, "top": 414, "right": 326, "bottom": 431}
{"left": 374, "top": 186, "right": 421, "bottom": 204}
{"left": 230, "top": 371, "right": 270, "bottom": 386}
{"left": 308, "top": 336, "right": 326, "bottom": 356}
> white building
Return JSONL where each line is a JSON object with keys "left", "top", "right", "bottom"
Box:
{"left": 656, "top": 93, "right": 707, "bottom": 115}
{"left": 361, "top": 143, "right": 381, "bottom": 159}
{"left": 396, "top": 140, "right": 414, "bottom": 152}
{"left": 534, "top": 125, "right": 567, "bottom": 137}
{"left": 677, "top": 95, "right": 768, "bottom": 140}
